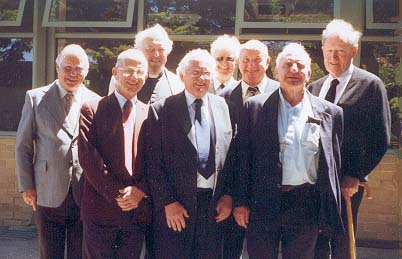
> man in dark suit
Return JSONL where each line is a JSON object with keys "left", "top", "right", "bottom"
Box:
{"left": 231, "top": 43, "right": 344, "bottom": 259}
{"left": 146, "top": 49, "right": 235, "bottom": 259}
{"left": 308, "top": 19, "right": 391, "bottom": 259}
{"left": 220, "top": 39, "right": 279, "bottom": 258}
{"left": 15, "top": 44, "right": 99, "bottom": 259}
{"left": 78, "top": 49, "right": 151, "bottom": 258}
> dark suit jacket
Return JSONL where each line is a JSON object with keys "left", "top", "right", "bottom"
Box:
{"left": 78, "top": 93, "right": 151, "bottom": 227}
{"left": 308, "top": 67, "right": 391, "bottom": 181}
{"left": 233, "top": 90, "right": 345, "bottom": 234}
{"left": 146, "top": 91, "right": 236, "bottom": 258}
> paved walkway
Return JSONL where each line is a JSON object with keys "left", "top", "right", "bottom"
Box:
{"left": 0, "top": 226, "right": 400, "bottom": 259}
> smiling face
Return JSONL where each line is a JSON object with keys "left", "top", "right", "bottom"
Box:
{"left": 181, "top": 60, "right": 212, "bottom": 99}
{"left": 275, "top": 53, "right": 311, "bottom": 93}
{"left": 238, "top": 49, "right": 269, "bottom": 87}
{"left": 112, "top": 57, "right": 148, "bottom": 100}
{"left": 322, "top": 36, "right": 357, "bottom": 77}
{"left": 213, "top": 49, "right": 237, "bottom": 82}
{"left": 141, "top": 38, "right": 168, "bottom": 75}
{"left": 56, "top": 54, "right": 88, "bottom": 92}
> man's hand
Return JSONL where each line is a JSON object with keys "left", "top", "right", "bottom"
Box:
{"left": 341, "top": 176, "right": 360, "bottom": 198}
{"left": 215, "top": 195, "right": 232, "bottom": 223}
{"left": 22, "top": 189, "right": 37, "bottom": 211}
{"left": 233, "top": 206, "right": 250, "bottom": 228}
{"left": 115, "top": 186, "right": 145, "bottom": 211}
{"left": 165, "top": 201, "right": 189, "bottom": 232}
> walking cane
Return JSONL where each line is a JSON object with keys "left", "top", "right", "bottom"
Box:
{"left": 345, "top": 182, "right": 372, "bottom": 259}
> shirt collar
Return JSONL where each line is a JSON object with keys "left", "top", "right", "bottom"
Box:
{"left": 56, "top": 80, "right": 83, "bottom": 101}
{"left": 213, "top": 77, "right": 236, "bottom": 91}
{"left": 329, "top": 64, "right": 354, "bottom": 83}
{"left": 114, "top": 89, "right": 137, "bottom": 110}
{"left": 184, "top": 90, "right": 209, "bottom": 108}
{"left": 241, "top": 75, "right": 268, "bottom": 95}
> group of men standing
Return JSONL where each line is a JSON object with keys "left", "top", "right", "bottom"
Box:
{"left": 15, "top": 18, "right": 390, "bottom": 259}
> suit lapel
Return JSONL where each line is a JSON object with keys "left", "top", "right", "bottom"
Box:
{"left": 174, "top": 92, "right": 196, "bottom": 148}
{"left": 338, "top": 69, "right": 359, "bottom": 104}
{"left": 44, "top": 82, "right": 74, "bottom": 138}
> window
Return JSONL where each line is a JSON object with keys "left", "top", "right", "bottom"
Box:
{"left": 144, "top": 0, "right": 236, "bottom": 35}
{"left": 0, "top": 0, "right": 26, "bottom": 26}
{"left": 366, "top": 0, "right": 401, "bottom": 29}
{"left": 0, "top": 38, "right": 33, "bottom": 131}
{"left": 239, "top": 0, "right": 339, "bottom": 29}
{"left": 43, "top": 0, "right": 136, "bottom": 28}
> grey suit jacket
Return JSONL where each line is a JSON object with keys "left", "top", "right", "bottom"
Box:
{"left": 15, "top": 81, "right": 100, "bottom": 207}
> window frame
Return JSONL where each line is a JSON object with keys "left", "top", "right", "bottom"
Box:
{"left": 42, "top": 0, "right": 136, "bottom": 27}
{"left": 0, "top": 0, "right": 27, "bottom": 26}
{"left": 366, "top": 0, "right": 401, "bottom": 29}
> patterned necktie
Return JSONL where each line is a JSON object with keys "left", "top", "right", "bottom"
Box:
{"left": 122, "top": 100, "right": 133, "bottom": 123}
{"left": 325, "top": 79, "right": 339, "bottom": 103}
{"left": 65, "top": 92, "right": 74, "bottom": 114}
{"left": 194, "top": 99, "right": 215, "bottom": 179}
{"left": 246, "top": 86, "right": 259, "bottom": 97}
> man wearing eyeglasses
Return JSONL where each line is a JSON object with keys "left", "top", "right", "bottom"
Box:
{"left": 15, "top": 44, "right": 99, "bottom": 259}
{"left": 146, "top": 49, "right": 237, "bottom": 259}
{"left": 209, "top": 35, "right": 241, "bottom": 96}
{"left": 78, "top": 49, "right": 151, "bottom": 258}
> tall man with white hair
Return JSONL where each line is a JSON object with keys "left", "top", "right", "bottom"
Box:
{"left": 146, "top": 49, "right": 236, "bottom": 259}
{"left": 78, "top": 49, "right": 151, "bottom": 258}
{"left": 209, "top": 34, "right": 240, "bottom": 95}
{"left": 15, "top": 44, "right": 99, "bottom": 258}
{"left": 308, "top": 19, "right": 391, "bottom": 259}
{"left": 230, "top": 43, "right": 344, "bottom": 258}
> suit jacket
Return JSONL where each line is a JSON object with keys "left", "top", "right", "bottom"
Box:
{"left": 308, "top": 67, "right": 391, "bottom": 181}
{"left": 221, "top": 78, "right": 279, "bottom": 124}
{"left": 233, "top": 90, "right": 344, "bottom": 234}
{"left": 15, "top": 81, "right": 99, "bottom": 207}
{"left": 78, "top": 93, "right": 151, "bottom": 227}
{"left": 146, "top": 91, "right": 236, "bottom": 257}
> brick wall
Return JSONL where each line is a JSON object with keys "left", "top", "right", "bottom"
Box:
{"left": 0, "top": 137, "right": 32, "bottom": 226}
{"left": 1, "top": 136, "right": 401, "bottom": 245}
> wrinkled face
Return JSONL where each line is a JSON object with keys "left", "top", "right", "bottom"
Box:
{"left": 181, "top": 60, "right": 212, "bottom": 99}
{"left": 56, "top": 54, "right": 88, "bottom": 92}
{"left": 112, "top": 58, "right": 147, "bottom": 100}
{"left": 238, "top": 49, "right": 269, "bottom": 86}
{"left": 275, "top": 53, "right": 311, "bottom": 92}
{"left": 213, "top": 49, "right": 237, "bottom": 79}
{"left": 322, "top": 36, "right": 357, "bottom": 78}
{"left": 141, "top": 38, "right": 168, "bottom": 74}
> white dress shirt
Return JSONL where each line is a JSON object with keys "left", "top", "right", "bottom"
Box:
{"left": 212, "top": 77, "right": 237, "bottom": 95}
{"left": 184, "top": 90, "right": 217, "bottom": 189}
{"left": 57, "top": 80, "right": 83, "bottom": 131}
{"left": 319, "top": 64, "right": 354, "bottom": 104}
{"left": 278, "top": 89, "right": 320, "bottom": 185}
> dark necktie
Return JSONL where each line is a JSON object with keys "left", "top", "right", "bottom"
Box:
{"left": 194, "top": 99, "right": 215, "bottom": 179}
{"left": 122, "top": 100, "right": 133, "bottom": 123}
{"left": 246, "top": 86, "right": 259, "bottom": 97}
{"left": 65, "top": 92, "right": 74, "bottom": 114}
{"left": 325, "top": 79, "right": 339, "bottom": 103}
{"left": 219, "top": 84, "right": 225, "bottom": 90}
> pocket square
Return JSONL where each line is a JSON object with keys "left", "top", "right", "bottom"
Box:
{"left": 306, "top": 116, "right": 321, "bottom": 125}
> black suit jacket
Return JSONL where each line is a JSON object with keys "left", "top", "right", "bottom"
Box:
{"left": 232, "top": 90, "right": 345, "bottom": 234}
{"left": 78, "top": 94, "right": 151, "bottom": 227}
{"left": 308, "top": 67, "right": 391, "bottom": 181}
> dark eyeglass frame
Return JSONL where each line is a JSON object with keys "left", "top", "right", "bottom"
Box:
{"left": 215, "top": 56, "right": 235, "bottom": 62}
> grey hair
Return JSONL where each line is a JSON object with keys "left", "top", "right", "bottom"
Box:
{"left": 275, "top": 43, "right": 311, "bottom": 69}
{"left": 176, "top": 49, "right": 216, "bottom": 80}
{"left": 239, "top": 40, "right": 269, "bottom": 61}
{"left": 55, "top": 44, "right": 89, "bottom": 69}
{"left": 322, "top": 19, "right": 362, "bottom": 48}
{"left": 115, "top": 48, "right": 148, "bottom": 71}
{"left": 210, "top": 34, "right": 241, "bottom": 60}
{"left": 135, "top": 24, "right": 173, "bottom": 54}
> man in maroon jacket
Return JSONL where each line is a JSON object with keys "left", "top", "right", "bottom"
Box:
{"left": 78, "top": 49, "right": 151, "bottom": 259}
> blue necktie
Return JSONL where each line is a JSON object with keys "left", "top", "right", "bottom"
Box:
{"left": 194, "top": 99, "right": 215, "bottom": 179}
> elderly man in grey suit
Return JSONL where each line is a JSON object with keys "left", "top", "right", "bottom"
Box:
{"left": 15, "top": 44, "right": 99, "bottom": 259}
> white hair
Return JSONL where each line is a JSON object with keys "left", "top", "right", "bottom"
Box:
{"left": 55, "top": 44, "right": 89, "bottom": 69}
{"left": 239, "top": 40, "right": 269, "bottom": 61}
{"left": 322, "top": 19, "right": 362, "bottom": 48}
{"left": 276, "top": 43, "right": 311, "bottom": 69}
{"left": 210, "top": 34, "right": 241, "bottom": 59}
{"left": 176, "top": 49, "right": 216, "bottom": 79}
{"left": 115, "top": 48, "right": 148, "bottom": 71}
{"left": 135, "top": 24, "right": 173, "bottom": 54}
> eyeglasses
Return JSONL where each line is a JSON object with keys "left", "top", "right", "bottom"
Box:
{"left": 215, "top": 56, "right": 235, "bottom": 62}
{"left": 117, "top": 67, "right": 146, "bottom": 76}
{"left": 190, "top": 70, "right": 212, "bottom": 79}
{"left": 61, "top": 65, "right": 87, "bottom": 74}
